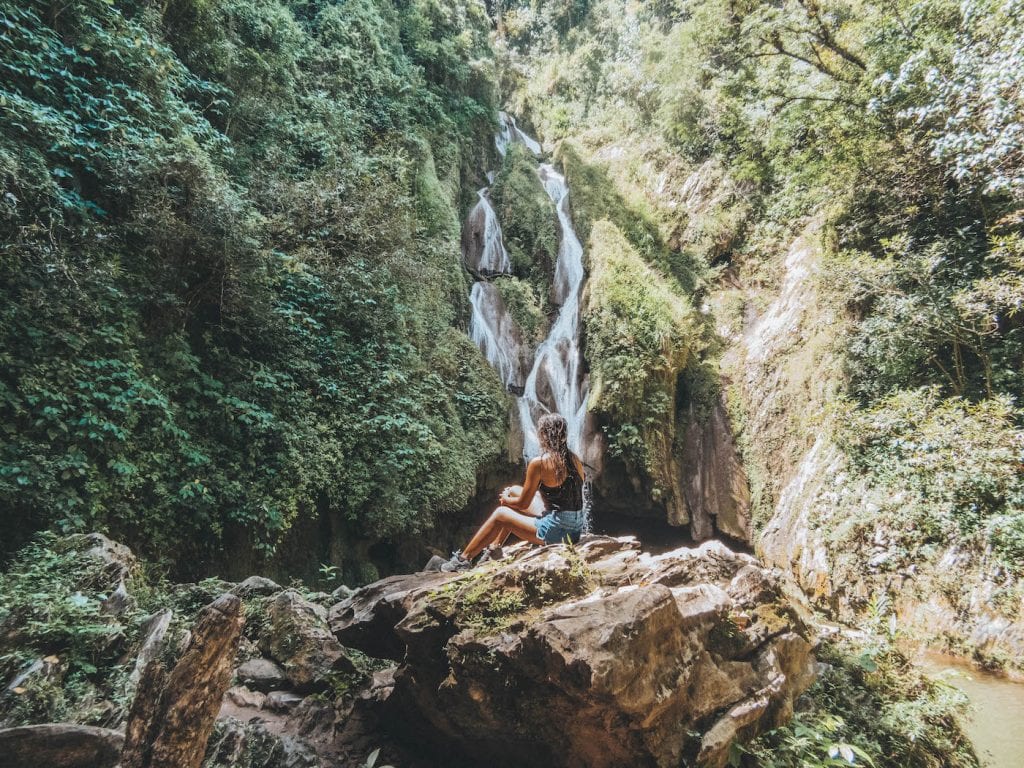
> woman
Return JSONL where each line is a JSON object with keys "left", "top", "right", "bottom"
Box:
{"left": 442, "top": 413, "right": 586, "bottom": 571}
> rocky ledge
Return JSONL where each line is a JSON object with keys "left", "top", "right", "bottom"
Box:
{"left": 330, "top": 536, "right": 816, "bottom": 768}
{"left": 0, "top": 534, "right": 816, "bottom": 768}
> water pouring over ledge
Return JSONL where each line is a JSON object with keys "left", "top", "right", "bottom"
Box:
{"left": 464, "top": 113, "right": 594, "bottom": 465}
{"left": 462, "top": 188, "right": 512, "bottom": 277}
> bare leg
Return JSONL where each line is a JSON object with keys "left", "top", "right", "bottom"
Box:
{"left": 463, "top": 507, "right": 544, "bottom": 560}
{"left": 490, "top": 526, "right": 511, "bottom": 549}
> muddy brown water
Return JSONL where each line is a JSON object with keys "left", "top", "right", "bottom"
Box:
{"left": 918, "top": 652, "right": 1024, "bottom": 767}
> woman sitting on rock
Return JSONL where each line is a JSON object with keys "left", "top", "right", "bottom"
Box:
{"left": 442, "top": 413, "right": 587, "bottom": 571}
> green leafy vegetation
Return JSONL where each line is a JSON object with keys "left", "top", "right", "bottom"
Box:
{"left": 493, "top": 276, "right": 548, "bottom": 343}
{"left": 490, "top": 143, "right": 558, "bottom": 300}
{"left": 0, "top": 0, "right": 507, "bottom": 573}
{"left": 497, "top": 0, "right": 1023, "bottom": 569}
{"left": 835, "top": 388, "right": 1024, "bottom": 567}
{"left": 0, "top": 533, "right": 150, "bottom": 726}
{"left": 584, "top": 219, "right": 701, "bottom": 502}
{"left": 744, "top": 636, "right": 978, "bottom": 768}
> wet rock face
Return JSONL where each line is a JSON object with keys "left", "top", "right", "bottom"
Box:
{"left": 678, "top": 398, "right": 752, "bottom": 543}
{"left": 330, "top": 537, "right": 815, "bottom": 768}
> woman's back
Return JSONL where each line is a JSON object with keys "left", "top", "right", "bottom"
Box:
{"left": 537, "top": 453, "right": 584, "bottom": 512}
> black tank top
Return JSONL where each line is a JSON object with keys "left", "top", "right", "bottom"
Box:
{"left": 538, "top": 456, "right": 583, "bottom": 512}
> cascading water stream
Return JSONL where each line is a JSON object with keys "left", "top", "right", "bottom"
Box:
{"left": 463, "top": 113, "right": 592, "bottom": 463}
{"left": 463, "top": 188, "right": 512, "bottom": 276}
{"left": 495, "top": 111, "right": 542, "bottom": 158}
{"left": 516, "top": 164, "right": 587, "bottom": 459}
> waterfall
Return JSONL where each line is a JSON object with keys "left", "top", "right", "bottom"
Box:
{"left": 468, "top": 281, "right": 523, "bottom": 391}
{"left": 517, "top": 163, "right": 588, "bottom": 459}
{"left": 465, "top": 113, "right": 591, "bottom": 463}
{"left": 495, "top": 111, "right": 543, "bottom": 158}
{"left": 462, "top": 189, "right": 512, "bottom": 277}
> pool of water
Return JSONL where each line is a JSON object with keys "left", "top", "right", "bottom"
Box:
{"left": 918, "top": 653, "right": 1024, "bottom": 767}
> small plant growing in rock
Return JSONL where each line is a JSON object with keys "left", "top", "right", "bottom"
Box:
{"left": 317, "top": 563, "right": 340, "bottom": 587}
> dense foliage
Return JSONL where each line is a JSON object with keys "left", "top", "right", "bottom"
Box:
{"left": 745, "top": 636, "right": 977, "bottom": 768}
{"left": 0, "top": 0, "right": 508, "bottom": 573}
{"left": 584, "top": 219, "right": 700, "bottom": 500}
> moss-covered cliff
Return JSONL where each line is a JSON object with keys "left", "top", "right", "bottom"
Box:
{"left": 0, "top": 0, "right": 508, "bottom": 579}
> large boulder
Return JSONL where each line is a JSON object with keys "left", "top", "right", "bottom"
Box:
{"left": 0, "top": 723, "right": 124, "bottom": 768}
{"left": 122, "top": 593, "right": 245, "bottom": 768}
{"left": 330, "top": 536, "right": 816, "bottom": 768}
{"left": 261, "top": 590, "right": 355, "bottom": 692}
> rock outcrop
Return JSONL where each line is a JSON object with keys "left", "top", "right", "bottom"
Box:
{"left": 330, "top": 536, "right": 815, "bottom": 768}
{"left": 679, "top": 397, "right": 752, "bottom": 543}
{"left": 260, "top": 590, "right": 354, "bottom": 692}
{"left": 718, "top": 222, "right": 1024, "bottom": 671}
{"left": 122, "top": 593, "right": 244, "bottom": 768}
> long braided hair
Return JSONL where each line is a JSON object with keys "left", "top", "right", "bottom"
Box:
{"left": 537, "top": 413, "right": 578, "bottom": 483}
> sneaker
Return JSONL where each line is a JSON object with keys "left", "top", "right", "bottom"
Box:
{"left": 478, "top": 545, "right": 505, "bottom": 564}
{"left": 439, "top": 550, "right": 472, "bottom": 572}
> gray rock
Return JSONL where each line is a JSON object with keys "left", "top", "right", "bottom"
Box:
{"left": 4, "top": 654, "right": 66, "bottom": 696}
{"left": 261, "top": 590, "right": 355, "bottom": 691}
{"left": 129, "top": 609, "right": 173, "bottom": 689}
{"left": 232, "top": 576, "right": 282, "bottom": 598}
{"left": 333, "top": 537, "right": 815, "bottom": 768}
{"left": 101, "top": 579, "right": 132, "bottom": 616}
{"left": 236, "top": 657, "right": 288, "bottom": 692}
{"left": 0, "top": 724, "right": 124, "bottom": 768}
{"left": 225, "top": 685, "right": 267, "bottom": 710}
{"left": 265, "top": 690, "right": 305, "bottom": 713}
{"left": 331, "top": 584, "right": 355, "bottom": 600}
{"left": 67, "top": 532, "right": 137, "bottom": 582}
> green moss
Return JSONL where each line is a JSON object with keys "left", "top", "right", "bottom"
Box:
{"left": 490, "top": 144, "right": 558, "bottom": 298}
{"left": 493, "top": 276, "right": 547, "bottom": 343}
{"left": 557, "top": 142, "right": 703, "bottom": 294}
{"left": 432, "top": 553, "right": 594, "bottom": 634}
{"left": 584, "top": 219, "right": 700, "bottom": 499}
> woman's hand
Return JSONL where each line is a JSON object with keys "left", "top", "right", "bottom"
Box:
{"left": 498, "top": 486, "right": 513, "bottom": 505}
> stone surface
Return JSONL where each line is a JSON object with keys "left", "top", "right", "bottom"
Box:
{"left": 265, "top": 690, "right": 305, "bottom": 713}
{"left": 678, "top": 397, "right": 752, "bottom": 543}
{"left": 101, "top": 579, "right": 133, "bottom": 616}
{"left": 331, "top": 536, "right": 815, "bottom": 768}
{"left": 225, "top": 685, "right": 267, "bottom": 710}
{"left": 330, "top": 584, "right": 355, "bottom": 600}
{"left": 236, "top": 657, "right": 288, "bottom": 692}
{"left": 121, "top": 593, "right": 245, "bottom": 768}
{"left": 129, "top": 609, "right": 174, "bottom": 689}
{"left": 0, "top": 723, "right": 124, "bottom": 768}
{"left": 3, "top": 654, "right": 66, "bottom": 696}
{"left": 205, "top": 718, "right": 321, "bottom": 768}
{"left": 232, "top": 576, "right": 283, "bottom": 598}
{"left": 261, "top": 590, "right": 355, "bottom": 692}
{"left": 68, "top": 532, "right": 138, "bottom": 582}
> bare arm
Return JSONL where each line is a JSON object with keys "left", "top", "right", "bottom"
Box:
{"left": 500, "top": 458, "right": 544, "bottom": 513}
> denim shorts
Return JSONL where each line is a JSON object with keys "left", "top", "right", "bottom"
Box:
{"left": 535, "top": 509, "right": 585, "bottom": 545}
